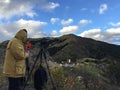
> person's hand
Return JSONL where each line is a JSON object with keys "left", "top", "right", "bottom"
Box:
{"left": 25, "top": 52, "right": 29, "bottom": 58}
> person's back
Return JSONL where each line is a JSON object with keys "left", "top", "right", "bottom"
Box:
{"left": 34, "top": 65, "right": 48, "bottom": 90}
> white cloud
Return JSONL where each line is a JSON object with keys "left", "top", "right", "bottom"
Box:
{"left": 17, "top": 19, "right": 47, "bottom": 29}
{"left": 50, "top": 18, "right": 59, "bottom": 24}
{"left": 50, "top": 30, "right": 58, "bottom": 36}
{"left": 106, "top": 28, "right": 120, "bottom": 35}
{"left": 109, "top": 22, "right": 120, "bottom": 27}
{"left": 40, "top": 2, "right": 59, "bottom": 11}
{"left": 80, "top": 29, "right": 104, "bottom": 40}
{"left": 60, "top": 26, "right": 79, "bottom": 35}
{"left": 79, "top": 28, "right": 120, "bottom": 44}
{"left": 0, "top": 0, "right": 59, "bottom": 19}
{"left": 16, "top": 19, "right": 47, "bottom": 38}
{"left": 0, "top": 0, "right": 10, "bottom": 3}
{"left": 61, "top": 19, "right": 73, "bottom": 26}
{"left": 0, "top": 0, "right": 36, "bottom": 19}
{"left": 80, "top": 29, "right": 101, "bottom": 37}
{"left": 79, "top": 19, "right": 92, "bottom": 27}
{"left": 80, "top": 8, "right": 87, "bottom": 11}
{"left": 65, "top": 6, "right": 70, "bottom": 10}
{"left": 31, "top": 32, "right": 47, "bottom": 38}
{"left": 99, "top": 4, "right": 108, "bottom": 14}
{"left": 0, "top": 19, "right": 47, "bottom": 42}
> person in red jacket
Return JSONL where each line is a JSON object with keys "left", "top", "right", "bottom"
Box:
{"left": 25, "top": 41, "right": 32, "bottom": 74}
{"left": 26, "top": 41, "right": 32, "bottom": 52}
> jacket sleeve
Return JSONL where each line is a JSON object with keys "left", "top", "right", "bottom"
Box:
{"left": 10, "top": 40, "right": 26, "bottom": 60}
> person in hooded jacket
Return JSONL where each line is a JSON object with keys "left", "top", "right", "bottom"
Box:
{"left": 3, "top": 29, "right": 29, "bottom": 90}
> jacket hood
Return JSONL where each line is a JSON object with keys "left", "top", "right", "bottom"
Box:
{"left": 15, "top": 29, "right": 27, "bottom": 43}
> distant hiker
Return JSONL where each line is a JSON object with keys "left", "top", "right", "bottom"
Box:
{"left": 34, "top": 64, "right": 48, "bottom": 90}
{"left": 3, "top": 29, "right": 29, "bottom": 90}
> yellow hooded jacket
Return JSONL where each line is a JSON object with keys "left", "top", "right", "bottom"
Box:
{"left": 3, "top": 29, "right": 27, "bottom": 77}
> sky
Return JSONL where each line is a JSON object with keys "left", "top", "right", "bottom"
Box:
{"left": 0, "top": 0, "right": 120, "bottom": 45}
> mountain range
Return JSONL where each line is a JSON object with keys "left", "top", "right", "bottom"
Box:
{"left": 0, "top": 34, "right": 120, "bottom": 89}
{"left": 0, "top": 34, "right": 120, "bottom": 64}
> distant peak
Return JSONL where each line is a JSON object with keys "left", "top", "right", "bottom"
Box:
{"left": 60, "top": 34, "right": 78, "bottom": 38}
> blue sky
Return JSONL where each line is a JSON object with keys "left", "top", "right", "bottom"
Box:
{"left": 0, "top": 0, "right": 120, "bottom": 45}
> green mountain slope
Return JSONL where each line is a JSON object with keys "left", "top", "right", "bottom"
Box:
{"left": 28, "top": 34, "right": 120, "bottom": 63}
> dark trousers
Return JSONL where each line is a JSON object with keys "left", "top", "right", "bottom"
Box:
{"left": 35, "top": 87, "right": 42, "bottom": 90}
{"left": 8, "top": 77, "right": 25, "bottom": 90}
